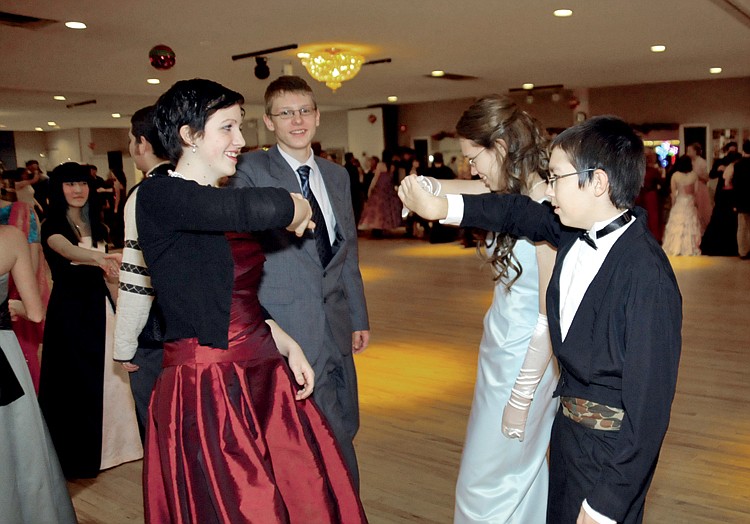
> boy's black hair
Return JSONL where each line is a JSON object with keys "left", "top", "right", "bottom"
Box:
{"left": 552, "top": 115, "right": 645, "bottom": 209}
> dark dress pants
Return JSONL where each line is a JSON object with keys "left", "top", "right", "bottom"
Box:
{"left": 547, "top": 408, "right": 653, "bottom": 524}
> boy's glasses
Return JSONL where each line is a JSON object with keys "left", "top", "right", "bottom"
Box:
{"left": 546, "top": 168, "right": 595, "bottom": 188}
{"left": 268, "top": 107, "right": 316, "bottom": 120}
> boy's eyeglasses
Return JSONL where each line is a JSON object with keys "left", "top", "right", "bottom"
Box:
{"left": 546, "top": 168, "right": 595, "bottom": 187}
{"left": 268, "top": 107, "right": 316, "bottom": 120}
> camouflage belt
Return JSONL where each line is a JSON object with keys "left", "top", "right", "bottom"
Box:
{"left": 561, "top": 396, "right": 624, "bottom": 431}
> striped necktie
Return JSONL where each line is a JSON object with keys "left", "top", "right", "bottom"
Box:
{"left": 297, "top": 165, "right": 333, "bottom": 267}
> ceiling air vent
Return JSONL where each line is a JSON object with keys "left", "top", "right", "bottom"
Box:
{"left": 424, "top": 73, "right": 478, "bottom": 81}
{"left": 0, "top": 11, "right": 58, "bottom": 30}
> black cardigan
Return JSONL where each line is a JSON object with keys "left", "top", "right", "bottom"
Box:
{"left": 136, "top": 174, "right": 294, "bottom": 349}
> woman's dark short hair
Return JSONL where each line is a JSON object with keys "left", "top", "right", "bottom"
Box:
{"left": 155, "top": 79, "right": 244, "bottom": 164}
{"left": 551, "top": 115, "right": 645, "bottom": 209}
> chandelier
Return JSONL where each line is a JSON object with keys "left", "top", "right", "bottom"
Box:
{"left": 297, "top": 48, "right": 365, "bottom": 92}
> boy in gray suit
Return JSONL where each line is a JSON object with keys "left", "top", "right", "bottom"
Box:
{"left": 229, "top": 76, "right": 370, "bottom": 488}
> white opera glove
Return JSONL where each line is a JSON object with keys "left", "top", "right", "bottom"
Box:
{"left": 502, "top": 313, "right": 552, "bottom": 442}
{"left": 402, "top": 175, "right": 442, "bottom": 218}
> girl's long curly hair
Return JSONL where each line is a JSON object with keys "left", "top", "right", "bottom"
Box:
{"left": 456, "top": 95, "right": 550, "bottom": 290}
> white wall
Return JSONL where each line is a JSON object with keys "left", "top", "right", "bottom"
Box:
{"left": 347, "top": 108, "right": 384, "bottom": 166}
{"left": 13, "top": 132, "right": 48, "bottom": 171}
{"left": 314, "top": 110, "right": 349, "bottom": 161}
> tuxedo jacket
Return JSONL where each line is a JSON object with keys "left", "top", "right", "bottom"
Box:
{"left": 229, "top": 146, "right": 369, "bottom": 365}
{"left": 462, "top": 193, "right": 682, "bottom": 521}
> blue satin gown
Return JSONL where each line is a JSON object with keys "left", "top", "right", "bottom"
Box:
{"left": 454, "top": 235, "right": 559, "bottom": 524}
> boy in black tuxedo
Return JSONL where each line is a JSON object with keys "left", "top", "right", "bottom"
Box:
{"left": 399, "top": 115, "right": 682, "bottom": 524}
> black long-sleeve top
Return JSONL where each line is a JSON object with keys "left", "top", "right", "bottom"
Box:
{"left": 136, "top": 174, "right": 294, "bottom": 349}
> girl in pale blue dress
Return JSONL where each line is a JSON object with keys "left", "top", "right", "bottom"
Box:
{"left": 412, "top": 95, "right": 559, "bottom": 523}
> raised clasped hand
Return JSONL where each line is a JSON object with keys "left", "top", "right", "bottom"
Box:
{"left": 398, "top": 174, "right": 443, "bottom": 220}
{"left": 288, "top": 193, "right": 316, "bottom": 237}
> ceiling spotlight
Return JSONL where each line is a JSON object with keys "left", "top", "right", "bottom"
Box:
{"left": 53, "top": 95, "right": 66, "bottom": 101}
{"left": 65, "top": 21, "right": 87, "bottom": 30}
{"left": 431, "top": 70, "right": 445, "bottom": 77}
{"left": 47, "top": 121, "right": 57, "bottom": 126}
{"left": 35, "top": 127, "right": 44, "bottom": 131}
{"left": 522, "top": 83, "right": 535, "bottom": 90}
{"left": 650, "top": 45, "right": 666, "bottom": 53}
{"left": 387, "top": 96, "right": 398, "bottom": 103}
{"left": 111, "top": 113, "right": 121, "bottom": 118}
{"left": 553, "top": 9, "right": 573, "bottom": 17}
{"left": 255, "top": 57, "right": 270, "bottom": 80}
{"left": 709, "top": 67, "right": 722, "bottom": 74}
{"left": 147, "top": 78, "right": 161, "bottom": 85}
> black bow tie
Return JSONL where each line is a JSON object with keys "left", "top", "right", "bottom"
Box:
{"left": 578, "top": 210, "right": 633, "bottom": 250}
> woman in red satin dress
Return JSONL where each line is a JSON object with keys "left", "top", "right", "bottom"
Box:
{"left": 136, "top": 79, "right": 367, "bottom": 523}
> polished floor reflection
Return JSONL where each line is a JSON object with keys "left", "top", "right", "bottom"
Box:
{"left": 69, "top": 237, "right": 750, "bottom": 524}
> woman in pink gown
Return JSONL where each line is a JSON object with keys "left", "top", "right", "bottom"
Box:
{"left": 0, "top": 198, "right": 50, "bottom": 391}
{"left": 138, "top": 79, "right": 366, "bottom": 524}
{"left": 358, "top": 151, "right": 403, "bottom": 235}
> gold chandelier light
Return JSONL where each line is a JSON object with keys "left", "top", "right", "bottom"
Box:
{"left": 297, "top": 48, "right": 365, "bottom": 92}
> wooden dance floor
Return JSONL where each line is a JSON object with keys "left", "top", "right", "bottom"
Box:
{"left": 68, "top": 236, "right": 750, "bottom": 523}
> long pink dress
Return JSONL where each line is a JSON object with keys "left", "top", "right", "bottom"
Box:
{"left": 358, "top": 163, "right": 402, "bottom": 231}
{"left": 0, "top": 201, "right": 50, "bottom": 391}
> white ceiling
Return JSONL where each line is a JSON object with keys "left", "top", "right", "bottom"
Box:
{"left": 1, "top": 0, "right": 749, "bottom": 131}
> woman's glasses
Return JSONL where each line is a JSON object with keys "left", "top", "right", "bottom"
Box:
{"left": 467, "top": 148, "right": 486, "bottom": 167}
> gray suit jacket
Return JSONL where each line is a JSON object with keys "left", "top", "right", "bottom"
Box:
{"left": 229, "top": 146, "right": 369, "bottom": 364}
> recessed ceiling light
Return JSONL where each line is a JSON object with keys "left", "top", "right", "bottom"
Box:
{"left": 709, "top": 67, "right": 722, "bottom": 74}
{"left": 47, "top": 121, "right": 57, "bottom": 126}
{"left": 387, "top": 96, "right": 398, "bottom": 103}
{"left": 650, "top": 45, "right": 666, "bottom": 53}
{"left": 296, "top": 52, "right": 310, "bottom": 59}
{"left": 0, "top": 124, "right": 6, "bottom": 128}
{"left": 553, "top": 9, "right": 573, "bottom": 17}
{"left": 53, "top": 95, "right": 66, "bottom": 101}
{"left": 64, "top": 21, "right": 87, "bottom": 30}
{"left": 147, "top": 78, "right": 161, "bottom": 85}
{"left": 35, "top": 127, "right": 44, "bottom": 131}
{"left": 522, "top": 83, "right": 535, "bottom": 90}
{"left": 111, "top": 113, "right": 121, "bottom": 118}
{"left": 431, "top": 70, "right": 445, "bottom": 77}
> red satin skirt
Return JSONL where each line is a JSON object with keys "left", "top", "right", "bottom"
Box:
{"left": 143, "top": 338, "right": 367, "bottom": 523}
